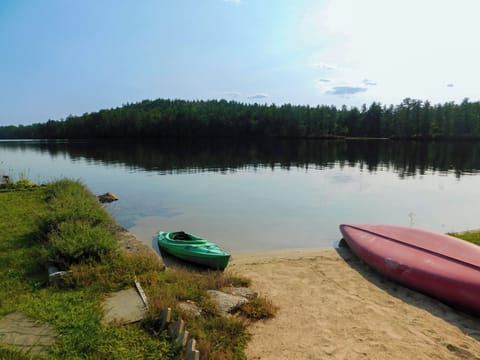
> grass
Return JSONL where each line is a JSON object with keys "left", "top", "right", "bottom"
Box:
{"left": 0, "top": 179, "right": 274, "bottom": 359}
{"left": 449, "top": 230, "right": 480, "bottom": 246}
{"left": 0, "top": 174, "right": 37, "bottom": 191}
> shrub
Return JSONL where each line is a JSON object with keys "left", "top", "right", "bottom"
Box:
{"left": 13, "top": 179, "right": 37, "bottom": 189}
{"left": 39, "top": 179, "right": 112, "bottom": 236}
{"left": 43, "top": 220, "right": 118, "bottom": 268}
{"left": 37, "top": 180, "right": 118, "bottom": 268}
{"left": 239, "top": 296, "right": 278, "bottom": 320}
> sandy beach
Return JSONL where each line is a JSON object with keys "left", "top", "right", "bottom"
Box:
{"left": 229, "top": 247, "right": 480, "bottom": 360}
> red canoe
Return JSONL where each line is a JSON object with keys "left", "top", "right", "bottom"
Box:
{"left": 339, "top": 224, "right": 480, "bottom": 315}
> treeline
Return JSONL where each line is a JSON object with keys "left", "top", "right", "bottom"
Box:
{"left": 1, "top": 97, "right": 480, "bottom": 139}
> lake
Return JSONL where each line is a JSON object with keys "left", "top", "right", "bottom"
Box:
{"left": 1, "top": 138, "right": 480, "bottom": 253}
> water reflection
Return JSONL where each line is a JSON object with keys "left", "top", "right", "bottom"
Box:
{"left": 1, "top": 139, "right": 479, "bottom": 178}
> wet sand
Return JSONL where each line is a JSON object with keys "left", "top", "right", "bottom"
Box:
{"left": 229, "top": 248, "right": 480, "bottom": 359}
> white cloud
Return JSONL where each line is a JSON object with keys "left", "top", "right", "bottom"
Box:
{"left": 247, "top": 93, "right": 269, "bottom": 100}
{"left": 299, "top": 0, "right": 480, "bottom": 104}
{"left": 328, "top": 86, "right": 367, "bottom": 96}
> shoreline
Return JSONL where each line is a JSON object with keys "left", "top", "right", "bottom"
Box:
{"left": 230, "top": 247, "right": 331, "bottom": 265}
{"left": 228, "top": 247, "right": 480, "bottom": 359}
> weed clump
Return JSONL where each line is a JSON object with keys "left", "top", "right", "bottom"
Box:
{"left": 239, "top": 296, "right": 279, "bottom": 320}
{"left": 42, "top": 220, "right": 118, "bottom": 268}
{"left": 39, "top": 179, "right": 118, "bottom": 269}
{"left": 0, "top": 175, "right": 38, "bottom": 190}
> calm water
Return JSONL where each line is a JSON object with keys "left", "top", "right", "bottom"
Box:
{"left": 1, "top": 139, "right": 480, "bottom": 253}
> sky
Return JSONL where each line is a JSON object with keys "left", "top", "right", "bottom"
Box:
{"left": 1, "top": 0, "right": 479, "bottom": 125}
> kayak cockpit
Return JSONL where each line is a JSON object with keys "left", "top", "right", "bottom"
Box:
{"left": 171, "top": 231, "right": 193, "bottom": 240}
{"left": 166, "top": 231, "right": 207, "bottom": 244}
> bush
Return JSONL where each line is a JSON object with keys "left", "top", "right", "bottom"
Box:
{"left": 43, "top": 220, "right": 118, "bottom": 268}
{"left": 239, "top": 296, "right": 278, "bottom": 320}
{"left": 40, "top": 180, "right": 112, "bottom": 236}
{"left": 39, "top": 180, "right": 118, "bottom": 268}
{"left": 13, "top": 179, "right": 37, "bottom": 189}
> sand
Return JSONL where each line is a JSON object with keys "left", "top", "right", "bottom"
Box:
{"left": 228, "top": 248, "right": 480, "bottom": 360}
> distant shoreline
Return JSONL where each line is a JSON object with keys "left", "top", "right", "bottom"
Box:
{"left": 2, "top": 98, "right": 480, "bottom": 140}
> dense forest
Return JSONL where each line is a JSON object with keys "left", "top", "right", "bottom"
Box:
{"left": 1, "top": 98, "right": 480, "bottom": 139}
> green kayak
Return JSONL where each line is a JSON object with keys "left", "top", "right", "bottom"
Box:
{"left": 157, "top": 231, "right": 230, "bottom": 270}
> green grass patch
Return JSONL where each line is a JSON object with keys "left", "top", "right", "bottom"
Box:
{"left": 449, "top": 230, "right": 480, "bottom": 246}
{"left": 0, "top": 348, "right": 30, "bottom": 360}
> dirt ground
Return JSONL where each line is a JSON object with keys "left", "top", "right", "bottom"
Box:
{"left": 229, "top": 248, "right": 480, "bottom": 360}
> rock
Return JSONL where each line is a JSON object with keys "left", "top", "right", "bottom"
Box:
{"left": 98, "top": 192, "right": 118, "bottom": 203}
{"left": 47, "top": 264, "right": 70, "bottom": 285}
{"left": 207, "top": 290, "right": 248, "bottom": 315}
{"left": 178, "top": 301, "right": 202, "bottom": 317}
{"left": 221, "top": 287, "right": 258, "bottom": 299}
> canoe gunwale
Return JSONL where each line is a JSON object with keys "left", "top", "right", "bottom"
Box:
{"left": 340, "top": 224, "right": 480, "bottom": 272}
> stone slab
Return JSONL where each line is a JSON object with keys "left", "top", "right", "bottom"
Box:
{"left": 103, "top": 288, "right": 148, "bottom": 324}
{"left": 178, "top": 301, "right": 202, "bottom": 317}
{"left": 0, "top": 312, "right": 58, "bottom": 356}
{"left": 221, "top": 286, "right": 258, "bottom": 299}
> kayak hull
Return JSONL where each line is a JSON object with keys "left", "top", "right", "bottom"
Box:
{"left": 157, "top": 231, "right": 230, "bottom": 270}
{"left": 340, "top": 224, "right": 480, "bottom": 315}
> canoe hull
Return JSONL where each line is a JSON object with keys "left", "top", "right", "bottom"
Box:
{"left": 158, "top": 231, "right": 230, "bottom": 270}
{"left": 340, "top": 224, "right": 480, "bottom": 315}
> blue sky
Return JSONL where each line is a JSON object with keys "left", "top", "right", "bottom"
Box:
{"left": 1, "top": 0, "right": 479, "bottom": 125}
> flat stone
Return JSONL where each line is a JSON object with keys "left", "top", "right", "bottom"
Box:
{"left": 178, "top": 301, "right": 202, "bottom": 317}
{"left": 221, "top": 286, "right": 258, "bottom": 299}
{"left": 0, "top": 312, "right": 58, "bottom": 356}
{"left": 207, "top": 290, "right": 248, "bottom": 315}
{"left": 103, "top": 288, "right": 148, "bottom": 324}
